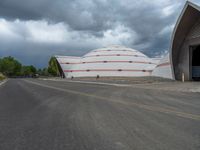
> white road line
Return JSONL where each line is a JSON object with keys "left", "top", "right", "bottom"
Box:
{"left": 40, "top": 78, "right": 200, "bottom": 93}
{"left": 40, "top": 78, "right": 132, "bottom": 87}
{"left": 40, "top": 79, "right": 176, "bottom": 90}
{"left": 64, "top": 80, "right": 132, "bottom": 87}
{"left": 24, "top": 79, "right": 200, "bottom": 121}
{"left": 0, "top": 79, "right": 8, "bottom": 86}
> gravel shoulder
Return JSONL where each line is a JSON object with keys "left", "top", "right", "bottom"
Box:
{"left": 41, "top": 77, "right": 200, "bottom": 93}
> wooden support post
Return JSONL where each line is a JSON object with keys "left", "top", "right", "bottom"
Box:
{"left": 182, "top": 73, "right": 185, "bottom": 82}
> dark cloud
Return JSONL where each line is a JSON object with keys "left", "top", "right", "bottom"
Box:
{"left": 0, "top": 0, "right": 200, "bottom": 67}
{"left": 0, "top": 37, "right": 93, "bottom": 68}
{"left": 0, "top": 0, "right": 182, "bottom": 32}
{"left": 0, "top": 0, "right": 115, "bottom": 31}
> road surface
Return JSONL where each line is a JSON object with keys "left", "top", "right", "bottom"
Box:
{"left": 0, "top": 79, "right": 199, "bottom": 150}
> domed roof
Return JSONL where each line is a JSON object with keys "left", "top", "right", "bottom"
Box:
{"left": 84, "top": 45, "right": 148, "bottom": 58}
{"left": 56, "top": 45, "right": 158, "bottom": 78}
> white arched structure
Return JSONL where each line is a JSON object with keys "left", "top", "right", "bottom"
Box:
{"left": 170, "top": 1, "right": 200, "bottom": 81}
{"left": 56, "top": 45, "right": 158, "bottom": 78}
{"left": 152, "top": 54, "right": 173, "bottom": 79}
{"left": 153, "top": 1, "right": 200, "bottom": 81}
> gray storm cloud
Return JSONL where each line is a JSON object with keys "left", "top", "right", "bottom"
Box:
{"left": 0, "top": 0, "right": 199, "bottom": 67}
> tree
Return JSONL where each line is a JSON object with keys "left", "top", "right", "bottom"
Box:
{"left": 0, "top": 56, "right": 51, "bottom": 78}
{"left": 21, "top": 65, "right": 37, "bottom": 76}
{"left": 29, "top": 65, "right": 37, "bottom": 74}
{"left": 0, "top": 56, "right": 22, "bottom": 76}
{"left": 42, "top": 68, "right": 49, "bottom": 76}
{"left": 36, "top": 68, "right": 49, "bottom": 76}
{"left": 37, "top": 68, "right": 43, "bottom": 75}
{"left": 48, "top": 57, "right": 60, "bottom": 76}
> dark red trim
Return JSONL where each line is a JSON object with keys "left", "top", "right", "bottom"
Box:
{"left": 92, "top": 50, "right": 135, "bottom": 52}
{"left": 64, "top": 69, "right": 153, "bottom": 73}
{"left": 83, "top": 54, "right": 146, "bottom": 58}
{"left": 59, "top": 60, "right": 156, "bottom": 65}
{"left": 156, "top": 62, "right": 171, "bottom": 68}
{"left": 56, "top": 56, "right": 81, "bottom": 59}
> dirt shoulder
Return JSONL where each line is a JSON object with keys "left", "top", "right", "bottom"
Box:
{"left": 42, "top": 76, "right": 200, "bottom": 93}
{"left": 67, "top": 76, "right": 174, "bottom": 84}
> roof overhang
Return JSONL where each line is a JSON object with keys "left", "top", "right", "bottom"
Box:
{"left": 170, "top": 1, "right": 200, "bottom": 79}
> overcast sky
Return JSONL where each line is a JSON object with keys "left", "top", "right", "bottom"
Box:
{"left": 0, "top": 0, "right": 199, "bottom": 68}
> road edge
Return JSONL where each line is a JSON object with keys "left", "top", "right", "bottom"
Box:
{"left": 0, "top": 79, "right": 8, "bottom": 87}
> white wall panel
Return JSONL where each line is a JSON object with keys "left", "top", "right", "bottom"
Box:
{"left": 55, "top": 46, "right": 158, "bottom": 78}
{"left": 152, "top": 54, "right": 173, "bottom": 79}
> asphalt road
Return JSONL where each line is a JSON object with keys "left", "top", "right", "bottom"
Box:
{"left": 0, "top": 79, "right": 200, "bottom": 150}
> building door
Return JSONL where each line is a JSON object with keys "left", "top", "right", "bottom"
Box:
{"left": 191, "top": 45, "right": 200, "bottom": 81}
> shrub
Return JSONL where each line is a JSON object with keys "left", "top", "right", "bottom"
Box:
{"left": 0, "top": 73, "right": 6, "bottom": 81}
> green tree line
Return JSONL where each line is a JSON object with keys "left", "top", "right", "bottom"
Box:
{"left": 0, "top": 56, "right": 60, "bottom": 77}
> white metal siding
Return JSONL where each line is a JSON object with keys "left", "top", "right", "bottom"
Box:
{"left": 55, "top": 45, "right": 157, "bottom": 78}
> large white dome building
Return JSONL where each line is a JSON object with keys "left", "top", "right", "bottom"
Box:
{"left": 56, "top": 45, "right": 158, "bottom": 78}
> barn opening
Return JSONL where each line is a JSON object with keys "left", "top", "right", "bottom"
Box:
{"left": 191, "top": 45, "right": 200, "bottom": 81}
